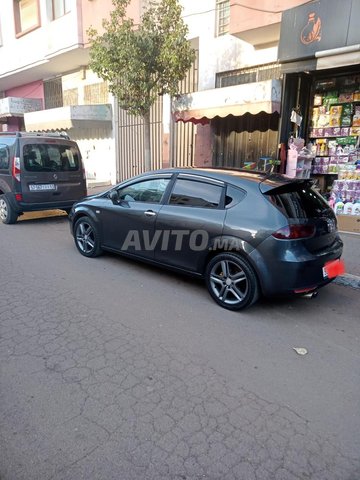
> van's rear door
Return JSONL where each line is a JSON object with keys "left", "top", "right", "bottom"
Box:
{"left": 20, "top": 139, "right": 86, "bottom": 204}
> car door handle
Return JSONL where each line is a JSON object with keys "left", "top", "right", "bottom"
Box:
{"left": 144, "top": 210, "right": 157, "bottom": 217}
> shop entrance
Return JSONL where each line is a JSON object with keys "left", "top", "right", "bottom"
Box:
{"left": 212, "top": 112, "right": 280, "bottom": 170}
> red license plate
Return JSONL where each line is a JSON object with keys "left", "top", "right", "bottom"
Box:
{"left": 322, "top": 259, "right": 345, "bottom": 279}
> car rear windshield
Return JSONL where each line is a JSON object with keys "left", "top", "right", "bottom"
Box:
{"left": 266, "top": 182, "right": 330, "bottom": 219}
{"left": 23, "top": 144, "right": 80, "bottom": 172}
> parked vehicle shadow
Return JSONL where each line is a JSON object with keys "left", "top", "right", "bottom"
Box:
{"left": 18, "top": 210, "right": 69, "bottom": 223}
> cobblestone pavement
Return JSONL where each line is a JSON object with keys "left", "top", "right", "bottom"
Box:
{"left": 1, "top": 221, "right": 360, "bottom": 479}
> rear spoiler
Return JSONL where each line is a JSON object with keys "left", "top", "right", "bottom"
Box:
{"left": 259, "top": 174, "right": 314, "bottom": 195}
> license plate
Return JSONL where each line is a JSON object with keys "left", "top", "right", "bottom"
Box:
{"left": 322, "top": 259, "right": 345, "bottom": 279}
{"left": 29, "top": 184, "right": 56, "bottom": 191}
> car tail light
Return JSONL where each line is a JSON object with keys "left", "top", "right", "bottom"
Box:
{"left": 12, "top": 156, "right": 21, "bottom": 182}
{"left": 15, "top": 193, "right": 22, "bottom": 201}
{"left": 272, "top": 224, "right": 316, "bottom": 240}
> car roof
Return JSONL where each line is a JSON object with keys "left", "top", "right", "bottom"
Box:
{"left": 142, "top": 167, "right": 303, "bottom": 191}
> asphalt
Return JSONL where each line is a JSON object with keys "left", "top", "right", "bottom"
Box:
{"left": 86, "top": 183, "right": 360, "bottom": 290}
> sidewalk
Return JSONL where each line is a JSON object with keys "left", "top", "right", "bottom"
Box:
{"left": 335, "top": 231, "right": 360, "bottom": 289}
{"left": 87, "top": 184, "right": 360, "bottom": 289}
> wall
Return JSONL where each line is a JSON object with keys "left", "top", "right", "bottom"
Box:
{"left": 179, "top": 0, "right": 279, "bottom": 91}
{"left": 70, "top": 126, "right": 116, "bottom": 185}
{"left": 229, "top": 0, "right": 307, "bottom": 38}
{"left": 81, "top": 0, "right": 143, "bottom": 45}
{"left": 5, "top": 81, "right": 44, "bottom": 102}
{"left": 0, "top": 0, "right": 82, "bottom": 83}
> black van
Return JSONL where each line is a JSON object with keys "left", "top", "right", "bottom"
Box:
{"left": 0, "top": 132, "right": 87, "bottom": 224}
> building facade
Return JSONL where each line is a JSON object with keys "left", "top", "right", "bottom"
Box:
{"left": 0, "top": 0, "right": 145, "bottom": 185}
{"left": 2, "top": 0, "right": 359, "bottom": 201}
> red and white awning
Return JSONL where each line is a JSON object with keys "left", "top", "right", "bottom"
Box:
{"left": 173, "top": 79, "right": 282, "bottom": 124}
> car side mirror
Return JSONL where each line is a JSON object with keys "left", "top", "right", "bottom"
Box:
{"left": 109, "top": 190, "right": 119, "bottom": 204}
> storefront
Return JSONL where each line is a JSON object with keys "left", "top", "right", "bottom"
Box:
{"left": 278, "top": 0, "right": 360, "bottom": 232}
{"left": 172, "top": 77, "right": 282, "bottom": 171}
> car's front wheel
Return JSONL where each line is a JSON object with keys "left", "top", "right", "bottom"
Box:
{"left": 205, "top": 253, "right": 259, "bottom": 310}
{"left": 74, "top": 216, "right": 102, "bottom": 258}
{"left": 0, "top": 195, "right": 18, "bottom": 224}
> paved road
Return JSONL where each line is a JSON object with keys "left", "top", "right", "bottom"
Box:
{"left": 1, "top": 212, "right": 360, "bottom": 480}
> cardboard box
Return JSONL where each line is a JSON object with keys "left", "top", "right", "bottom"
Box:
{"left": 337, "top": 215, "right": 360, "bottom": 233}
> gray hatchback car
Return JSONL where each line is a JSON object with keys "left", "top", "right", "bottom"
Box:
{"left": 69, "top": 168, "right": 344, "bottom": 310}
{"left": 0, "top": 131, "right": 87, "bottom": 224}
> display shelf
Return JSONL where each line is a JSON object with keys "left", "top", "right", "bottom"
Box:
{"left": 307, "top": 73, "right": 360, "bottom": 194}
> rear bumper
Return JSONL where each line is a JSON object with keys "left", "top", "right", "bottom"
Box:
{"left": 249, "top": 235, "right": 344, "bottom": 297}
{"left": 5, "top": 191, "right": 85, "bottom": 213}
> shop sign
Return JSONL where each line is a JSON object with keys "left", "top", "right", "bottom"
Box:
{"left": 0, "top": 97, "right": 42, "bottom": 117}
{"left": 278, "top": 0, "right": 360, "bottom": 62}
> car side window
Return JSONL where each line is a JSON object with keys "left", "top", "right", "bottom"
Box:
{"left": 169, "top": 179, "right": 223, "bottom": 208}
{"left": 225, "top": 185, "right": 246, "bottom": 208}
{"left": 0, "top": 146, "right": 9, "bottom": 170}
{"left": 117, "top": 178, "right": 170, "bottom": 203}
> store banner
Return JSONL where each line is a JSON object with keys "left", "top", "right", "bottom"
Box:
{"left": 278, "top": 0, "right": 360, "bottom": 63}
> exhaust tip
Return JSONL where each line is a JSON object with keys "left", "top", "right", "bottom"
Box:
{"left": 302, "top": 290, "right": 318, "bottom": 299}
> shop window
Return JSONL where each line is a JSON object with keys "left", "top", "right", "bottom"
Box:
{"left": 14, "top": 0, "right": 40, "bottom": 37}
{"left": 216, "top": 63, "right": 282, "bottom": 88}
{"left": 216, "top": 0, "right": 230, "bottom": 36}
{"left": 52, "top": 0, "right": 71, "bottom": 20}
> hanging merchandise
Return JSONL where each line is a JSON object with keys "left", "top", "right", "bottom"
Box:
{"left": 290, "top": 109, "right": 303, "bottom": 127}
{"left": 286, "top": 137, "right": 314, "bottom": 178}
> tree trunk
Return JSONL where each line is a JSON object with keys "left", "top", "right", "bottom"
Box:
{"left": 143, "top": 111, "right": 151, "bottom": 171}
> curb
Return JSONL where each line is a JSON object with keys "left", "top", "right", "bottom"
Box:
{"left": 334, "top": 273, "right": 360, "bottom": 289}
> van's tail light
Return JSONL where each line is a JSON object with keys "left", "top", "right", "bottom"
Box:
{"left": 272, "top": 224, "right": 316, "bottom": 239}
{"left": 12, "top": 156, "right": 21, "bottom": 182}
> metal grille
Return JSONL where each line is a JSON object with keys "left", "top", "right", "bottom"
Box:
{"left": 212, "top": 114, "right": 280, "bottom": 169}
{"left": 116, "top": 97, "right": 163, "bottom": 182}
{"left": 44, "top": 78, "right": 63, "bottom": 110}
{"left": 216, "top": 0, "right": 230, "bottom": 36}
{"left": 84, "top": 82, "right": 109, "bottom": 104}
{"left": 171, "top": 49, "right": 199, "bottom": 168}
{"left": 178, "top": 49, "right": 198, "bottom": 94}
{"left": 63, "top": 88, "right": 78, "bottom": 106}
{"left": 216, "top": 62, "right": 282, "bottom": 87}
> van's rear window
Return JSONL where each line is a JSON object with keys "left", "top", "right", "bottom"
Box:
{"left": 266, "top": 183, "right": 330, "bottom": 218}
{"left": 23, "top": 144, "right": 80, "bottom": 172}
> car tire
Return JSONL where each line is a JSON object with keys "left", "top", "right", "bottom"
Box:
{"left": 205, "top": 252, "right": 259, "bottom": 311}
{"left": 74, "top": 216, "right": 103, "bottom": 258}
{"left": 0, "top": 195, "right": 18, "bottom": 224}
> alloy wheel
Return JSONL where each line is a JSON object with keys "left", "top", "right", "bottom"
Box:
{"left": 209, "top": 258, "right": 249, "bottom": 306}
{"left": 76, "top": 220, "right": 96, "bottom": 255}
{"left": 0, "top": 198, "right": 7, "bottom": 221}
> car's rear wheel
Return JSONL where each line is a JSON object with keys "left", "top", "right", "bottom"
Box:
{"left": 74, "top": 216, "right": 102, "bottom": 257}
{"left": 0, "top": 195, "right": 18, "bottom": 224}
{"left": 205, "top": 253, "right": 259, "bottom": 310}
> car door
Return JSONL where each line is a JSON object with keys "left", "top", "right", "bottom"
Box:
{"left": 100, "top": 175, "right": 172, "bottom": 260}
{"left": 154, "top": 174, "right": 226, "bottom": 273}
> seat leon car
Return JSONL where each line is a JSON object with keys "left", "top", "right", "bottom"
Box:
{"left": 69, "top": 168, "right": 344, "bottom": 310}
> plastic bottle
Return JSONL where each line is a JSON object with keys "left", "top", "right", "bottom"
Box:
{"left": 344, "top": 201, "right": 353, "bottom": 215}
{"left": 334, "top": 200, "right": 344, "bottom": 215}
{"left": 352, "top": 202, "right": 360, "bottom": 215}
